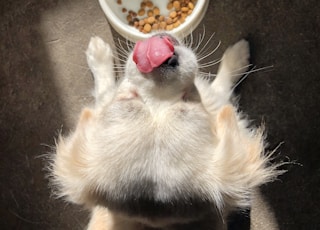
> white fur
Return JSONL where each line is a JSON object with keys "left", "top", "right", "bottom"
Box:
{"left": 50, "top": 35, "right": 280, "bottom": 230}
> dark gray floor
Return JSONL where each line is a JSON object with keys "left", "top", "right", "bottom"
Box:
{"left": 1, "top": 0, "right": 319, "bottom": 229}
{"left": 196, "top": 1, "right": 320, "bottom": 228}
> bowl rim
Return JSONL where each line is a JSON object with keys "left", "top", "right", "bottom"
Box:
{"left": 98, "top": 0, "right": 209, "bottom": 42}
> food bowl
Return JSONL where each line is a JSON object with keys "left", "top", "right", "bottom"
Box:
{"left": 98, "top": 0, "right": 209, "bottom": 42}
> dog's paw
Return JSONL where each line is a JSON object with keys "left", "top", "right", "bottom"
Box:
{"left": 86, "top": 36, "right": 113, "bottom": 71}
{"left": 221, "top": 40, "right": 250, "bottom": 81}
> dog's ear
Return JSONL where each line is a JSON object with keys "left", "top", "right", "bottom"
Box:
{"left": 213, "top": 105, "right": 280, "bottom": 208}
{"left": 51, "top": 108, "right": 94, "bottom": 205}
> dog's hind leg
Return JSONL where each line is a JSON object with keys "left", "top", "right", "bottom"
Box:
{"left": 87, "top": 207, "right": 142, "bottom": 230}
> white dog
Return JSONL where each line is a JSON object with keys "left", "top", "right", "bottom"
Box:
{"left": 50, "top": 33, "right": 280, "bottom": 229}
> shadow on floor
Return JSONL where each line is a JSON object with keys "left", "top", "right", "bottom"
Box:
{"left": 193, "top": 1, "right": 320, "bottom": 229}
{"left": 0, "top": 1, "right": 88, "bottom": 229}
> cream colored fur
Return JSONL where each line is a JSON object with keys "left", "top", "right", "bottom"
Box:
{"left": 50, "top": 34, "right": 280, "bottom": 229}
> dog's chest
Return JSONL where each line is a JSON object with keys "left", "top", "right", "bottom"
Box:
{"left": 103, "top": 99, "right": 213, "bottom": 145}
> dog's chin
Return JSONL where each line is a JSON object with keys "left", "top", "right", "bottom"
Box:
{"left": 140, "top": 68, "right": 181, "bottom": 86}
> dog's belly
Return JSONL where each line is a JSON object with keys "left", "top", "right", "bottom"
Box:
{"left": 92, "top": 99, "right": 216, "bottom": 221}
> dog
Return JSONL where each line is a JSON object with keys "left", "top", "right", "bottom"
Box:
{"left": 49, "top": 33, "right": 281, "bottom": 229}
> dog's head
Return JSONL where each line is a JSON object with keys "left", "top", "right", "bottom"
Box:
{"left": 124, "top": 33, "right": 199, "bottom": 99}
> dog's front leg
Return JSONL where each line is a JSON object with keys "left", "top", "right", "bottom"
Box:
{"left": 86, "top": 36, "right": 116, "bottom": 106}
{"left": 194, "top": 40, "right": 280, "bottom": 213}
{"left": 195, "top": 40, "right": 250, "bottom": 115}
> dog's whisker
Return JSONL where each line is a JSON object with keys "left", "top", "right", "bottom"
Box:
{"left": 199, "top": 71, "right": 217, "bottom": 78}
{"left": 114, "top": 52, "right": 127, "bottom": 62}
{"left": 125, "top": 38, "right": 134, "bottom": 51}
{"left": 184, "top": 34, "right": 192, "bottom": 48}
{"left": 199, "top": 59, "right": 221, "bottom": 68}
{"left": 197, "top": 41, "right": 221, "bottom": 63}
{"left": 231, "top": 65, "right": 274, "bottom": 90}
{"left": 113, "top": 52, "right": 128, "bottom": 61}
{"left": 113, "top": 63, "right": 126, "bottom": 66}
{"left": 193, "top": 29, "right": 206, "bottom": 52}
{"left": 231, "top": 68, "right": 253, "bottom": 90}
{"left": 188, "top": 31, "right": 194, "bottom": 48}
{"left": 236, "top": 65, "right": 273, "bottom": 75}
{"left": 198, "top": 26, "right": 207, "bottom": 47}
{"left": 196, "top": 32, "right": 216, "bottom": 55}
{"left": 204, "top": 58, "right": 221, "bottom": 65}
{"left": 115, "top": 52, "right": 129, "bottom": 60}
{"left": 115, "top": 47, "right": 130, "bottom": 56}
{"left": 116, "top": 37, "right": 132, "bottom": 54}
{"left": 228, "top": 64, "right": 254, "bottom": 74}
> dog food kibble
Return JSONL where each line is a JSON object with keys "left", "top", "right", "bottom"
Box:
{"left": 147, "top": 16, "right": 155, "bottom": 24}
{"left": 146, "top": 1, "right": 154, "bottom": 8}
{"left": 159, "top": 15, "right": 165, "bottom": 21}
{"left": 166, "top": 17, "right": 173, "bottom": 25}
{"left": 127, "top": 14, "right": 132, "bottom": 22}
{"left": 165, "top": 24, "right": 173, "bottom": 31}
{"left": 143, "top": 23, "right": 152, "bottom": 33}
{"left": 188, "top": 2, "right": 194, "bottom": 9}
{"left": 160, "top": 21, "right": 167, "bottom": 29}
{"left": 139, "top": 19, "right": 145, "bottom": 26}
{"left": 138, "top": 9, "right": 145, "bottom": 16}
{"left": 181, "top": 6, "right": 189, "bottom": 12}
{"left": 169, "top": 11, "right": 177, "bottom": 18}
{"left": 173, "top": 1, "right": 181, "bottom": 10}
{"left": 153, "top": 7, "right": 160, "bottom": 15}
{"left": 147, "top": 9, "right": 154, "bottom": 17}
{"left": 174, "top": 20, "right": 181, "bottom": 28}
{"left": 117, "top": 0, "right": 198, "bottom": 33}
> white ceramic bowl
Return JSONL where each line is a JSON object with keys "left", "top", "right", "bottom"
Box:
{"left": 98, "top": 0, "right": 209, "bottom": 42}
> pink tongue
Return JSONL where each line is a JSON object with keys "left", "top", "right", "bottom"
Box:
{"left": 133, "top": 36, "right": 174, "bottom": 73}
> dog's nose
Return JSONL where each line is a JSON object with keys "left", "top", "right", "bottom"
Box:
{"left": 164, "top": 53, "right": 179, "bottom": 67}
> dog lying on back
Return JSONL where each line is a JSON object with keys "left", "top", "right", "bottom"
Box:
{"left": 50, "top": 33, "right": 280, "bottom": 229}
